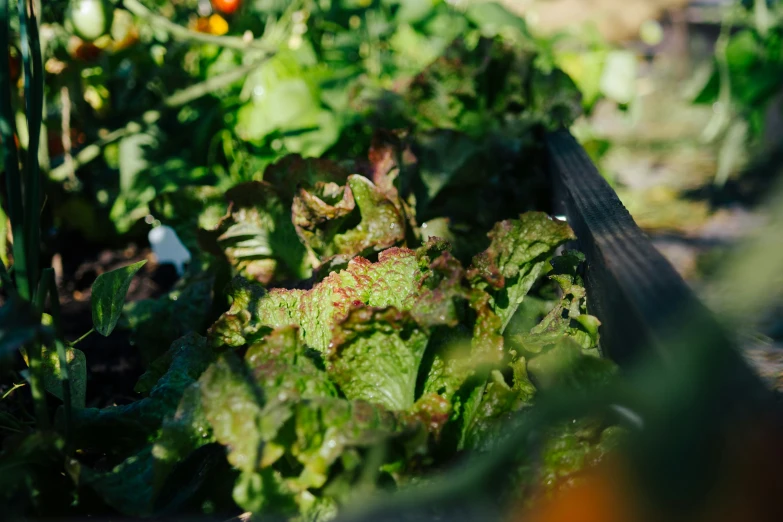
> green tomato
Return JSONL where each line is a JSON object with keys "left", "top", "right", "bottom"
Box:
{"left": 66, "top": 0, "right": 112, "bottom": 42}
{"left": 639, "top": 19, "right": 664, "bottom": 47}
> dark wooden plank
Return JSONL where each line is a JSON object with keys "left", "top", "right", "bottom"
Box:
{"left": 545, "top": 130, "right": 768, "bottom": 400}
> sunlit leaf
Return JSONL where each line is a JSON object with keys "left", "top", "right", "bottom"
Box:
{"left": 91, "top": 260, "right": 147, "bottom": 337}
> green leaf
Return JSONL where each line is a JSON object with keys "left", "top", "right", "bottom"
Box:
{"left": 262, "top": 155, "right": 350, "bottom": 202}
{"left": 215, "top": 182, "right": 311, "bottom": 284}
{"left": 725, "top": 30, "right": 761, "bottom": 71}
{"left": 530, "top": 67, "right": 584, "bottom": 127}
{"left": 209, "top": 247, "right": 423, "bottom": 352}
{"left": 151, "top": 384, "right": 213, "bottom": 485}
{"left": 510, "top": 250, "right": 601, "bottom": 356}
{"left": 395, "top": 0, "right": 434, "bottom": 24}
{"left": 332, "top": 175, "right": 406, "bottom": 257}
{"left": 199, "top": 353, "right": 267, "bottom": 473}
{"left": 150, "top": 187, "right": 227, "bottom": 255}
{"left": 232, "top": 468, "right": 298, "bottom": 516}
{"left": 91, "top": 260, "right": 147, "bottom": 337}
{"left": 416, "top": 131, "right": 482, "bottom": 203}
{"left": 389, "top": 24, "right": 443, "bottom": 71}
{"left": 0, "top": 432, "right": 65, "bottom": 514}
{"left": 465, "top": 2, "right": 529, "bottom": 36}
{"left": 70, "top": 448, "right": 156, "bottom": 517}
{"left": 290, "top": 150, "right": 410, "bottom": 266}
{"left": 41, "top": 345, "right": 87, "bottom": 409}
{"left": 469, "top": 213, "right": 576, "bottom": 331}
{"left": 70, "top": 333, "right": 214, "bottom": 452}
{"left": 555, "top": 50, "right": 608, "bottom": 109}
{"left": 123, "top": 269, "right": 215, "bottom": 365}
{"left": 198, "top": 356, "right": 417, "bottom": 514}
{"left": 532, "top": 420, "right": 623, "bottom": 495}
{"left": 326, "top": 307, "right": 429, "bottom": 411}
{"left": 118, "top": 131, "right": 157, "bottom": 194}
{"left": 245, "top": 325, "right": 338, "bottom": 400}
{"left": 0, "top": 205, "right": 7, "bottom": 266}
{"left": 526, "top": 338, "right": 616, "bottom": 391}
{"left": 459, "top": 360, "right": 536, "bottom": 451}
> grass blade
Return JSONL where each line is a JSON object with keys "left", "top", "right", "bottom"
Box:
{"left": 19, "top": 0, "right": 42, "bottom": 294}
{"left": 0, "top": 0, "right": 28, "bottom": 299}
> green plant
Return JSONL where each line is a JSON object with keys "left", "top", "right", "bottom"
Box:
{"left": 693, "top": 0, "right": 783, "bottom": 185}
{"left": 0, "top": 0, "right": 145, "bottom": 459}
{"left": 6, "top": 3, "right": 770, "bottom": 522}
{"left": 0, "top": 2, "right": 624, "bottom": 518}
{"left": 30, "top": 0, "right": 597, "bottom": 241}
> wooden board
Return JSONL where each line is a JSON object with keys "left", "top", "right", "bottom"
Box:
{"left": 545, "top": 130, "right": 768, "bottom": 400}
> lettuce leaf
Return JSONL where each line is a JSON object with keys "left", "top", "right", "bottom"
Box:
{"left": 510, "top": 250, "right": 600, "bottom": 356}
{"left": 209, "top": 247, "right": 423, "bottom": 352}
{"left": 469, "top": 213, "right": 575, "bottom": 331}
{"left": 326, "top": 307, "right": 429, "bottom": 411}
{"left": 196, "top": 350, "right": 428, "bottom": 515}
{"left": 245, "top": 325, "right": 337, "bottom": 400}
{"left": 216, "top": 181, "right": 311, "bottom": 284}
{"left": 293, "top": 175, "right": 407, "bottom": 267}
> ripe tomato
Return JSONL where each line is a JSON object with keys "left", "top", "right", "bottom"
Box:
{"left": 8, "top": 45, "right": 20, "bottom": 83}
{"left": 190, "top": 14, "right": 229, "bottom": 36}
{"left": 67, "top": 37, "right": 103, "bottom": 62}
{"left": 211, "top": 0, "right": 241, "bottom": 16}
{"left": 66, "top": 0, "right": 112, "bottom": 42}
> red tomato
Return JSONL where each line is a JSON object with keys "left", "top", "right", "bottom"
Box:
{"left": 211, "top": 0, "right": 241, "bottom": 15}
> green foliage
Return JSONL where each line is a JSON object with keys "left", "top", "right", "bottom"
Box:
{"left": 39, "top": 344, "right": 87, "bottom": 409}
{"left": 192, "top": 205, "right": 602, "bottom": 518}
{"left": 692, "top": 4, "right": 783, "bottom": 183}
{"left": 327, "top": 307, "right": 430, "bottom": 411}
{"left": 91, "top": 260, "right": 147, "bottom": 336}
{"left": 34, "top": 0, "right": 588, "bottom": 237}
{"left": 469, "top": 212, "right": 576, "bottom": 330}
{"left": 69, "top": 333, "right": 215, "bottom": 452}
{"left": 122, "top": 266, "right": 214, "bottom": 364}
{"left": 0, "top": 2, "right": 630, "bottom": 521}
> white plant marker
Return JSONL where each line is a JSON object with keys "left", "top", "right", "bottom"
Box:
{"left": 148, "top": 225, "right": 191, "bottom": 276}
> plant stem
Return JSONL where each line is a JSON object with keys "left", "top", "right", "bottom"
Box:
{"left": 40, "top": 268, "right": 62, "bottom": 337}
{"left": 69, "top": 328, "right": 94, "bottom": 347}
{"left": 0, "top": 0, "right": 29, "bottom": 300}
{"left": 36, "top": 269, "right": 72, "bottom": 438}
{"left": 59, "top": 86, "right": 74, "bottom": 181}
{"left": 122, "top": 0, "right": 274, "bottom": 52}
{"left": 53, "top": 339, "right": 72, "bottom": 438}
{"left": 25, "top": 340, "right": 49, "bottom": 429}
{"left": 1, "top": 382, "right": 26, "bottom": 401}
{"left": 50, "top": 55, "right": 271, "bottom": 180}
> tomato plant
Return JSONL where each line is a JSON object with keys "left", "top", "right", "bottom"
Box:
{"left": 211, "top": 0, "right": 241, "bottom": 16}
